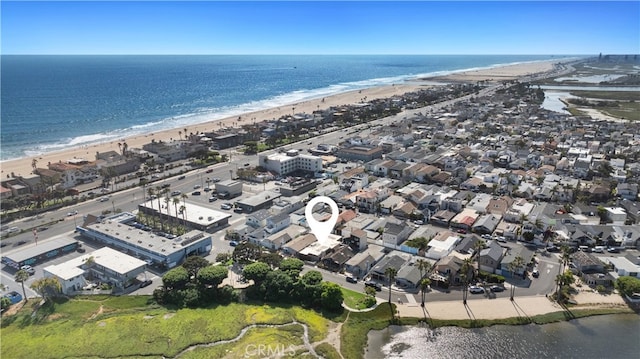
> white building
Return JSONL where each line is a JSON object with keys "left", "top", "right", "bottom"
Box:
{"left": 43, "top": 247, "right": 147, "bottom": 294}
{"left": 605, "top": 207, "right": 627, "bottom": 225}
{"left": 259, "top": 150, "right": 322, "bottom": 176}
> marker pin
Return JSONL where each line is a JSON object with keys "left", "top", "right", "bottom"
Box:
{"left": 305, "top": 196, "right": 339, "bottom": 246}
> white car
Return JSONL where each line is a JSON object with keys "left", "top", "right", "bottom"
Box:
{"left": 469, "top": 286, "right": 485, "bottom": 294}
{"left": 21, "top": 265, "right": 35, "bottom": 275}
{"left": 67, "top": 210, "right": 78, "bottom": 216}
{"left": 98, "top": 196, "right": 110, "bottom": 202}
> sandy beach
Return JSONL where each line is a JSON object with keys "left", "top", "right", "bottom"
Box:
{"left": 0, "top": 60, "right": 563, "bottom": 179}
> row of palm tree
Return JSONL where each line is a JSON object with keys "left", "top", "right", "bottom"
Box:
{"left": 145, "top": 186, "right": 189, "bottom": 231}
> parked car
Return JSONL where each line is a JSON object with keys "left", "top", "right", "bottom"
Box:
{"left": 532, "top": 269, "right": 540, "bottom": 278}
{"left": 364, "top": 281, "right": 382, "bottom": 291}
{"left": 233, "top": 207, "right": 243, "bottom": 213}
{"left": 346, "top": 276, "right": 358, "bottom": 284}
{"left": 21, "top": 265, "right": 35, "bottom": 275}
{"left": 489, "top": 285, "right": 505, "bottom": 292}
{"left": 607, "top": 247, "right": 620, "bottom": 253}
{"left": 193, "top": 184, "right": 201, "bottom": 189}
{"left": 205, "top": 169, "right": 214, "bottom": 173}
{"left": 546, "top": 246, "right": 560, "bottom": 253}
{"left": 469, "top": 286, "right": 485, "bottom": 294}
{"left": 98, "top": 196, "right": 110, "bottom": 202}
{"left": 76, "top": 246, "right": 86, "bottom": 253}
{"left": 139, "top": 280, "right": 153, "bottom": 288}
{"left": 209, "top": 196, "right": 217, "bottom": 202}
{"left": 4, "top": 291, "right": 23, "bottom": 304}
{"left": 67, "top": 211, "right": 78, "bottom": 216}
{"left": 221, "top": 203, "right": 233, "bottom": 210}
{"left": 192, "top": 191, "right": 201, "bottom": 196}
{"left": 7, "top": 227, "right": 20, "bottom": 233}
{"left": 229, "top": 241, "right": 239, "bottom": 247}
{"left": 212, "top": 177, "right": 221, "bottom": 182}
{"left": 178, "top": 175, "right": 186, "bottom": 180}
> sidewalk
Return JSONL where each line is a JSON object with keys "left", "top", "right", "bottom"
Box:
{"left": 395, "top": 290, "right": 628, "bottom": 321}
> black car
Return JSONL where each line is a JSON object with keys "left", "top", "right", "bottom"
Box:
{"left": 178, "top": 175, "right": 186, "bottom": 180}
{"left": 139, "top": 280, "right": 153, "bottom": 288}
{"left": 346, "top": 276, "right": 358, "bottom": 283}
{"left": 490, "top": 285, "right": 505, "bottom": 292}
{"left": 76, "top": 247, "right": 86, "bottom": 253}
{"left": 364, "top": 281, "right": 382, "bottom": 291}
{"left": 546, "top": 246, "right": 561, "bottom": 253}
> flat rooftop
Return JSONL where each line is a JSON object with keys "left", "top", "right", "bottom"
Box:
{"left": 44, "top": 247, "right": 146, "bottom": 280}
{"left": 139, "top": 199, "right": 231, "bottom": 227}
{"left": 1, "top": 235, "right": 78, "bottom": 264}
{"left": 84, "top": 214, "right": 211, "bottom": 258}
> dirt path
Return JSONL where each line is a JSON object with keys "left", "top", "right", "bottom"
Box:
{"left": 172, "top": 321, "right": 319, "bottom": 359}
{"left": 88, "top": 304, "right": 104, "bottom": 320}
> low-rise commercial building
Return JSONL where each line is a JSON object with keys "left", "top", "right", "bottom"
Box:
{"left": 43, "top": 247, "right": 147, "bottom": 294}
{"left": 77, "top": 213, "right": 212, "bottom": 268}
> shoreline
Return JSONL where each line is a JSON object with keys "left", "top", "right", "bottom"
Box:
{"left": 0, "top": 59, "right": 567, "bottom": 179}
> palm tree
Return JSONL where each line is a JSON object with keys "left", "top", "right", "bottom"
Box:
{"left": 419, "top": 278, "right": 431, "bottom": 307}
{"left": 163, "top": 194, "right": 171, "bottom": 230}
{"left": 508, "top": 256, "right": 525, "bottom": 301}
{"left": 172, "top": 197, "right": 181, "bottom": 228}
{"left": 179, "top": 205, "right": 187, "bottom": 227}
{"left": 416, "top": 259, "right": 431, "bottom": 282}
{"left": 385, "top": 267, "right": 397, "bottom": 305}
{"left": 14, "top": 269, "right": 30, "bottom": 302}
{"left": 472, "top": 240, "right": 486, "bottom": 281}
{"left": 460, "top": 258, "right": 473, "bottom": 304}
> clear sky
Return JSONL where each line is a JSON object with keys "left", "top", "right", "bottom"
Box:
{"left": 1, "top": 1, "right": 638, "bottom": 55}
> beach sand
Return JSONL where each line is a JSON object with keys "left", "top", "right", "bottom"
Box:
{"left": 0, "top": 60, "right": 562, "bottom": 179}
{"left": 425, "top": 59, "right": 560, "bottom": 83}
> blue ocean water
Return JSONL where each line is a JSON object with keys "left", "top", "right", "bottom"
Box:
{"left": 1, "top": 55, "right": 561, "bottom": 161}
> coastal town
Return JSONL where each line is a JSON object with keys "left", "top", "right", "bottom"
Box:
{"left": 2, "top": 56, "right": 640, "bottom": 357}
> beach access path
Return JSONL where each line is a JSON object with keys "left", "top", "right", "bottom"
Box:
{"left": 395, "top": 291, "right": 629, "bottom": 320}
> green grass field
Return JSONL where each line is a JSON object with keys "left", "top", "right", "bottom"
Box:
{"left": 0, "top": 296, "right": 332, "bottom": 359}
{"left": 340, "top": 287, "right": 375, "bottom": 310}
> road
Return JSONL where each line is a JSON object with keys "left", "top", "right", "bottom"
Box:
{"left": 0, "top": 81, "right": 544, "bottom": 301}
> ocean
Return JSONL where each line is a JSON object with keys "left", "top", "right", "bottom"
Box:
{"left": 1, "top": 54, "right": 562, "bottom": 161}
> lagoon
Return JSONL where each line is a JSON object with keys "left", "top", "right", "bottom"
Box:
{"left": 366, "top": 314, "right": 639, "bottom": 359}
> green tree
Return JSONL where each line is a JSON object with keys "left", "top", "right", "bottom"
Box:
{"left": 14, "top": 269, "right": 30, "bottom": 302}
{"left": 320, "top": 282, "right": 344, "bottom": 311}
{"left": 232, "top": 242, "right": 262, "bottom": 264}
{"left": 460, "top": 257, "right": 473, "bottom": 304}
{"left": 258, "top": 252, "right": 283, "bottom": 269}
{"left": 405, "top": 237, "right": 430, "bottom": 252}
{"left": 243, "top": 262, "right": 271, "bottom": 284}
{"left": 182, "top": 256, "right": 210, "bottom": 278}
{"left": 197, "top": 265, "right": 228, "bottom": 288}
{"left": 162, "top": 266, "right": 190, "bottom": 290}
{"left": 508, "top": 256, "right": 525, "bottom": 301}
{"left": 364, "top": 285, "right": 377, "bottom": 297}
{"left": 300, "top": 270, "right": 323, "bottom": 286}
{"left": 616, "top": 276, "right": 640, "bottom": 296}
{"left": 385, "top": 267, "right": 397, "bottom": 304}
{"left": 419, "top": 278, "right": 431, "bottom": 307}
{"left": 416, "top": 259, "right": 432, "bottom": 281}
{"left": 1, "top": 297, "right": 12, "bottom": 310}
{"left": 30, "top": 277, "right": 62, "bottom": 301}
{"left": 279, "top": 257, "right": 304, "bottom": 278}
{"left": 263, "top": 270, "right": 294, "bottom": 302}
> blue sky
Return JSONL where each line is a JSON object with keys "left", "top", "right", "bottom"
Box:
{"left": 1, "top": 1, "right": 638, "bottom": 55}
